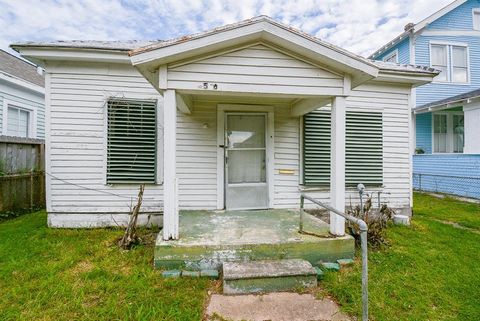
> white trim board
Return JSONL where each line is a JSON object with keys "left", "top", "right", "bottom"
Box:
{"left": 47, "top": 213, "right": 163, "bottom": 228}
{"left": 0, "top": 72, "right": 45, "bottom": 95}
{"left": 216, "top": 104, "right": 275, "bottom": 210}
{"left": 473, "top": 8, "right": 480, "bottom": 30}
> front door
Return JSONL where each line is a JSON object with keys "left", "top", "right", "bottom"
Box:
{"left": 225, "top": 113, "right": 269, "bottom": 210}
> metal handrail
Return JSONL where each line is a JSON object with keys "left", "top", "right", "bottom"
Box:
{"left": 300, "top": 193, "right": 368, "bottom": 321}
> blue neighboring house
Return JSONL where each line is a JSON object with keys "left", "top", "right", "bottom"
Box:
{"left": 370, "top": 0, "right": 480, "bottom": 199}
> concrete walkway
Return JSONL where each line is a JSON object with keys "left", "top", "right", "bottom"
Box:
{"left": 205, "top": 292, "right": 351, "bottom": 321}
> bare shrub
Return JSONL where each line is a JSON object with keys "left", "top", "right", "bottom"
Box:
{"left": 347, "top": 196, "right": 395, "bottom": 248}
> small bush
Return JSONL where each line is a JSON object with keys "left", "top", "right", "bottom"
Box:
{"left": 347, "top": 196, "right": 395, "bottom": 248}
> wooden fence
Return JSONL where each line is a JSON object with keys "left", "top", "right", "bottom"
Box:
{"left": 0, "top": 136, "right": 45, "bottom": 213}
{"left": 0, "top": 172, "right": 45, "bottom": 212}
{"left": 0, "top": 135, "right": 44, "bottom": 174}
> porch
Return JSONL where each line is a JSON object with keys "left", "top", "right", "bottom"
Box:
{"left": 155, "top": 209, "right": 355, "bottom": 270}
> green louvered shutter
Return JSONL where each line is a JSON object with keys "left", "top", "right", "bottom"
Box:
{"left": 107, "top": 98, "right": 157, "bottom": 184}
{"left": 303, "top": 109, "right": 331, "bottom": 186}
{"left": 303, "top": 109, "right": 383, "bottom": 187}
{"left": 345, "top": 112, "right": 383, "bottom": 186}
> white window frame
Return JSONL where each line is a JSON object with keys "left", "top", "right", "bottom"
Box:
{"left": 431, "top": 111, "right": 464, "bottom": 154}
{"left": 472, "top": 9, "right": 480, "bottom": 30}
{"left": 2, "top": 99, "right": 37, "bottom": 138}
{"left": 429, "top": 41, "right": 470, "bottom": 84}
{"left": 383, "top": 49, "right": 399, "bottom": 63}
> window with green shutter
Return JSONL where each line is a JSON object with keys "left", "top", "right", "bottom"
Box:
{"left": 107, "top": 98, "right": 157, "bottom": 184}
{"left": 303, "top": 109, "right": 383, "bottom": 187}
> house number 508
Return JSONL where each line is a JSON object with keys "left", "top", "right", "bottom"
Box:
{"left": 202, "top": 82, "right": 218, "bottom": 90}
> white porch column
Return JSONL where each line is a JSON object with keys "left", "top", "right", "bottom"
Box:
{"left": 330, "top": 96, "right": 346, "bottom": 236}
{"left": 163, "top": 89, "right": 179, "bottom": 240}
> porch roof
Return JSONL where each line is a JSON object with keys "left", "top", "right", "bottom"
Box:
{"left": 414, "top": 88, "right": 480, "bottom": 113}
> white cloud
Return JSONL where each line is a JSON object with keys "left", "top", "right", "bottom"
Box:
{"left": 0, "top": 0, "right": 453, "bottom": 57}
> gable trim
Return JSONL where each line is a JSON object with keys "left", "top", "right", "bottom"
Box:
{"left": 167, "top": 42, "right": 344, "bottom": 78}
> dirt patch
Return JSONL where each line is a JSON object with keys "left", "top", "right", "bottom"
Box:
{"left": 70, "top": 260, "right": 94, "bottom": 276}
{"left": 118, "top": 264, "right": 132, "bottom": 276}
{"left": 82, "top": 294, "right": 102, "bottom": 309}
{"left": 426, "top": 192, "right": 480, "bottom": 204}
{"left": 434, "top": 219, "right": 480, "bottom": 235}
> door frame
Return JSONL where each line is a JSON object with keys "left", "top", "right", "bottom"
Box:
{"left": 217, "top": 104, "right": 275, "bottom": 210}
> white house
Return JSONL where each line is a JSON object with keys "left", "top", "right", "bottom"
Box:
{"left": 12, "top": 17, "right": 437, "bottom": 241}
{"left": 0, "top": 50, "right": 45, "bottom": 139}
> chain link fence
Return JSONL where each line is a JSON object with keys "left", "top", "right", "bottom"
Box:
{"left": 413, "top": 172, "right": 480, "bottom": 200}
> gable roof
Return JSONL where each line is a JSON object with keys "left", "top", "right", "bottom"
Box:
{"left": 369, "top": 0, "right": 467, "bottom": 59}
{"left": 0, "top": 49, "right": 44, "bottom": 87}
{"left": 130, "top": 16, "right": 382, "bottom": 89}
{"left": 130, "top": 16, "right": 372, "bottom": 65}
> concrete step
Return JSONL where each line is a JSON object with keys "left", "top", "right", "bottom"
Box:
{"left": 222, "top": 259, "right": 318, "bottom": 294}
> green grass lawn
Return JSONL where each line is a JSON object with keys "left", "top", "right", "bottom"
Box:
{"left": 0, "top": 212, "right": 210, "bottom": 321}
{"left": 1, "top": 192, "right": 479, "bottom": 320}
{"left": 322, "top": 192, "right": 480, "bottom": 321}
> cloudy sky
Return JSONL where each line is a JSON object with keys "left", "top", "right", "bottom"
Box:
{"left": 1, "top": 0, "right": 453, "bottom": 57}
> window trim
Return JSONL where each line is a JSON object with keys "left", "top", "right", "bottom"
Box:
{"left": 429, "top": 41, "right": 470, "bottom": 85}
{"left": 2, "top": 99, "right": 37, "bottom": 138}
{"left": 472, "top": 8, "right": 480, "bottom": 30}
{"left": 383, "top": 49, "right": 399, "bottom": 63}
{"left": 431, "top": 111, "right": 464, "bottom": 154}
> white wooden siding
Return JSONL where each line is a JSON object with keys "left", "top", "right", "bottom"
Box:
{"left": 176, "top": 102, "right": 218, "bottom": 209}
{"left": 47, "top": 61, "right": 412, "bottom": 219}
{"left": 167, "top": 44, "right": 344, "bottom": 96}
{"left": 48, "top": 62, "right": 164, "bottom": 214}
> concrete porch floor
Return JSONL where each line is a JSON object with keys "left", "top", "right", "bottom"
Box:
{"left": 155, "top": 209, "right": 355, "bottom": 270}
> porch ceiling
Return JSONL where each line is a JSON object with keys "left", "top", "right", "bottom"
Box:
{"left": 177, "top": 91, "right": 333, "bottom": 117}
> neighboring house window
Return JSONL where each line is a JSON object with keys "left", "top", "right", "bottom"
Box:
{"left": 431, "top": 43, "right": 468, "bottom": 83}
{"left": 106, "top": 98, "right": 157, "bottom": 184}
{"left": 473, "top": 9, "right": 480, "bottom": 30}
{"left": 303, "top": 109, "right": 383, "bottom": 186}
{"left": 383, "top": 50, "right": 398, "bottom": 63}
{"left": 7, "top": 106, "right": 30, "bottom": 137}
{"left": 433, "top": 112, "right": 464, "bottom": 153}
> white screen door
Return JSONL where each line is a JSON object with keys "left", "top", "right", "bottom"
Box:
{"left": 225, "top": 113, "right": 269, "bottom": 210}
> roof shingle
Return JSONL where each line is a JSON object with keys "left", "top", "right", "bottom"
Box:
{"left": 0, "top": 49, "right": 44, "bottom": 87}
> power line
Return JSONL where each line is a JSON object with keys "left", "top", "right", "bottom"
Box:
{"left": 45, "top": 171, "right": 157, "bottom": 201}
